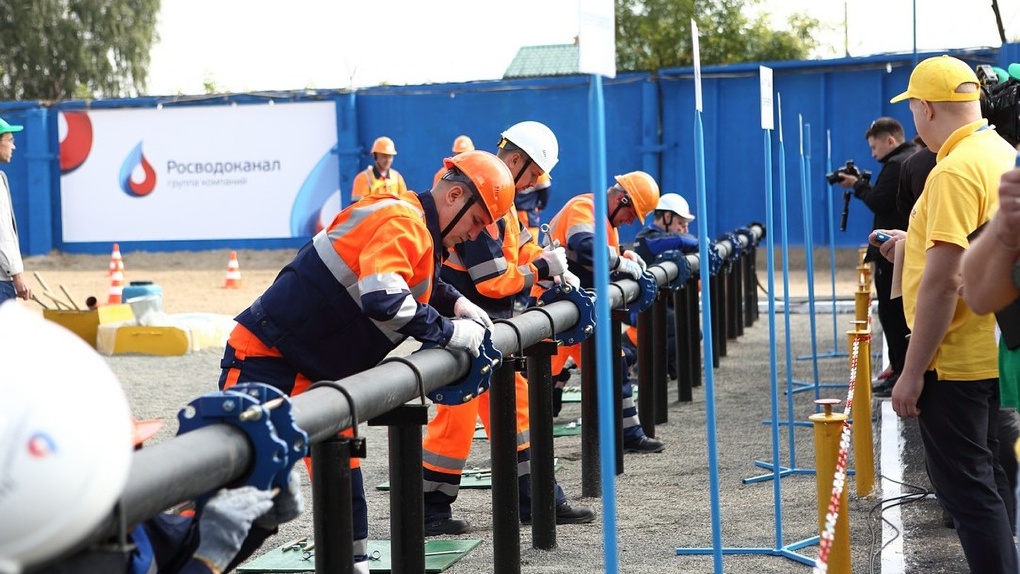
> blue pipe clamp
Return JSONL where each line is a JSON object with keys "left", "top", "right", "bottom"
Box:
{"left": 538, "top": 282, "right": 597, "bottom": 345}
{"left": 427, "top": 329, "right": 502, "bottom": 405}
{"left": 627, "top": 270, "right": 658, "bottom": 313}
{"left": 177, "top": 382, "right": 308, "bottom": 491}
{"left": 707, "top": 242, "right": 725, "bottom": 275}
{"left": 653, "top": 250, "right": 692, "bottom": 290}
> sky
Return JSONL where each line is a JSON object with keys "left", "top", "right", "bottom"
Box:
{"left": 146, "top": 0, "right": 1020, "bottom": 95}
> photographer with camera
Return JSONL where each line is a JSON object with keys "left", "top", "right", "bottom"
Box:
{"left": 833, "top": 117, "right": 917, "bottom": 396}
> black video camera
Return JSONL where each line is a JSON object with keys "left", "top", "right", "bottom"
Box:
{"left": 827, "top": 160, "right": 872, "bottom": 232}
{"left": 825, "top": 160, "right": 872, "bottom": 186}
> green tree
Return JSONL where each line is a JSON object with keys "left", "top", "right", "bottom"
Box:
{"left": 0, "top": 0, "right": 160, "bottom": 101}
{"left": 615, "top": 0, "right": 820, "bottom": 73}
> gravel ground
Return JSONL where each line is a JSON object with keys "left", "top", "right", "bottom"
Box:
{"left": 27, "top": 246, "right": 973, "bottom": 573}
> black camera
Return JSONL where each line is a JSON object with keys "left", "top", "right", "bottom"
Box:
{"left": 825, "top": 160, "right": 872, "bottom": 186}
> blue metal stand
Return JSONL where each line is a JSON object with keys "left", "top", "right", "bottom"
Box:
{"left": 677, "top": 88, "right": 815, "bottom": 569}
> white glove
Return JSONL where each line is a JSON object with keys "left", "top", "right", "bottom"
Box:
{"left": 195, "top": 486, "right": 275, "bottom": 571}
{"left": 558, "top": 270, "right": 581, "bottom": 288}
{"left": 453, "top": 296, "right": 493, "bottom": 330}
{"left": 447, "top": 319, "right": 485, "bottom": 357}
{"left": 614, "top": 255, "right": 644, "bottom": 280}
{"left": 623, "top": 250, "right": 647, "bottom": 271}
{"left": 536, "top": 246, "right": 568, "bottom": 277}
{"left": 254, "top": 468, "right": 305, "bottom": 530}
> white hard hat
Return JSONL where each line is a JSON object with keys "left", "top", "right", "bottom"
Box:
{"left": 655, "top": 193, "right": 695, "bottom": 221}
{"left": 0, "top": 302, "right": 133, "bottom": 573}
{"left": 499, "top": 121, "right": 559, "bottom": 174}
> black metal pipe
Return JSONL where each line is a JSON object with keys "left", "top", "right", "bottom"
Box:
{"left": 674, "top": 287, "right": 693, "bottom": 403}
{"left": 733, "top": 258, "right": 745, "bottom": 338}
{"left": 490, "top": 360, "right": 521, "bottom": 574}
{"left": 686, "top": 278, "right": 703, "bottom": 388}
{"left": 651, "top": 292, "right": 669, "bottom": 424}
{"left": 727, "top": 262, "right": 740, "bottom": 340}
{"left": 78, "top": 223, "right": 765, "bottom": 549}
{"left": 312, "top": 437, "right": 353, "bottom": 574}
{"left": 368, "top": 405, "right": 429, "bottom": 574}
{"left": 636, "top": 307, "right": 654, "bottom": 438}
{"left": 710, "top": 274, "right": 724, "bottom": 366}
{"left": 580, "top": 337, "right": 600, "bottom": 497}
{"left": 525, "top": 341, "right": 559, "bottom": 550}
{"left": 611, "top": 311, "right": 625, "bottom": 476}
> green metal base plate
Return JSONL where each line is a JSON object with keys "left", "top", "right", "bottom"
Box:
{"left": 237, "top": 538, "right": 481, "bottom": 573}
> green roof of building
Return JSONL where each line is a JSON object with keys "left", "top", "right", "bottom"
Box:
{"left": 503, "top": 44, "right": 581, "bottom": 79}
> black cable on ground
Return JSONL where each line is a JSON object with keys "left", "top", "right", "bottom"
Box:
{"left": 867, "top": 474, "right": 934, "bottom": 574}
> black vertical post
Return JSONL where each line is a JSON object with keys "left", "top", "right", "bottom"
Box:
{"left": 610, "top": 310, "right": 626, "bottom": 476}
{"left": 674, "top": 287, "right": 693, "bottom": 403}
{"left": 312, "top": 438, "right": 353, "bottom": 574}
{"left": 685, "top": 278, "right": 702, "bottom": 388}
{"left": 490, "top": 359, "right": 520, "bottom": 574}
{"left": 710, "top": 271, "right": 724, "bottom": 364}
{"left": 731, "top": 256, "right": 744, "bottom": 338}
{"left": 651, "top": 292, "right": 669, "bottom": 423}
{"left": 525, "top": 341, "right": 560, "bottom": 550}
{"left": 580, "top": 338, "right": 600, "bottom": 497}
{"left": 636, "top": 306, "right": 655, "bottom": 438}
{"left": 746, "top": 245, "right": 759, "bottom": 325}
{"left": 368, "top": 405, "right": 429, "bottom": 574}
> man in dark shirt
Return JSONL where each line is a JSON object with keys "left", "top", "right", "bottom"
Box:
{"left": 837, "top": 117, "right": 916, "bottom": 396}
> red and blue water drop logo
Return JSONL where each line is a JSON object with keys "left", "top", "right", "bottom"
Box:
{"left": 26, "top": 432, "right": 57, "bottom": 458}
{"left": 119, "top": 142, "right": 157, "bottom": 197}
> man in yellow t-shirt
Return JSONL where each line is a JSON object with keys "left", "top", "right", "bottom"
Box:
{"left": 877, "top": 55, "right": 1016, "bottom": 573}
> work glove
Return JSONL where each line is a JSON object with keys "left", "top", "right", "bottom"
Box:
{"left": 254, "top": 468, "right": 305, "bottom": 530}
{"left": 558, "top": 270, "right": 581, "bottom": 289}
{"left": 613, "top": 255, "right": 644, "bottom": 280}
{"left": 622, "top": 250, "right": 647, "bottom": 271}
{"left": 536, "top": 246, "right": 568, "bottom": 277}
{"left": 195, "top": 486, "right": 275, "bottom": 572}
{"left": 454, "top": 296, "right": 493, "bottom": 330}
{"left": 447, "top": 319, "right": 486, "bottom": 357}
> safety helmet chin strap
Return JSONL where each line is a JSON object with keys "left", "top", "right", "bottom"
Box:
{"left": 440, "top": 192, "right": 479, "bottom": 239}
{"left": 512, "top": 155, "right": 534, "bottom": 186}
{"left": 608, "top": 193, "right": 630, "bottom": 228}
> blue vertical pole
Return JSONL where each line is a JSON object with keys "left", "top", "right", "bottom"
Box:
{"left": 588, "top": 74, "right": 619, "bottom": 574}
{"left": 799, "top": 119, "right": 821, "bottom": 399}
{"left": 694, "top": 106, "right": 725, "bottom": 574}
{"left": 776, "top": 98, "right": 798, "bottom": 469}
{"left": 763, "top": 125, "right": 785, "bottom": 548}
{"left": 23, "top": 109, "right": 54, "bottom": 256}
{"left": 826, "top": 131, "right": 841, "bottom": 355}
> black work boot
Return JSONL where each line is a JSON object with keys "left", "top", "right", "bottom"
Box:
{"left": 424, "top": 517, "right": 470, "bottom": 536}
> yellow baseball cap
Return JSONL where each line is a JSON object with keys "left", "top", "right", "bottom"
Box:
{"left": 890, "top": 55, "right": 981, "bottom": 104}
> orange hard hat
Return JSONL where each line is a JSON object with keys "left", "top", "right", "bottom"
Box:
{"left": 452, "top": 135, "right": 475, "bottom": 154}
{"left": 371, "top": 136, "right": 397, "bottom": 155}
{"left": 614, "top": 171, "right": 660, "bottom": 224}
{"left": 443, "top": 150, "right": 514, "bottom": 222}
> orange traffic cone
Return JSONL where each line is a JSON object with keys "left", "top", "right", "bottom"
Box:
{"left": 108, "top": 257, "right": 125, "bottom": 304}
{"left": 108, "top": 243, "right": 122, "bottom": 276}
{"left": 223, "top": 251, "right": 242, "bottom": 289}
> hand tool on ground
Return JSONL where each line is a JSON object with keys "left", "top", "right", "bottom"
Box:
{"left": 59, "top": 284, "right": 82, "bottom": 311}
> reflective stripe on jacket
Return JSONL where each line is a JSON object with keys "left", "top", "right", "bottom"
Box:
{"left": 542, "top": 193, "right": 620, "bottom": 289}
{"left": 234, "top": 190, "right": 458, "bottom": 382}
{"left": 441, "top": 207, "right": 546, "bottom": 318}
{"left": 350, "top": 166, "right": 407, "bottom": 201}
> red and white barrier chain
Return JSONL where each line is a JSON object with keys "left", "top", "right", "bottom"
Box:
{"left": 813, "top": 315, "right": 871, "bottom": 573}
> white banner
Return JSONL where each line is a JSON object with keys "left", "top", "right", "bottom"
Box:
{"left": 578, "top": 0, "right": 616, "bottom": 78}
{"left": 59, "top": 101, "right": 339, "bottom": 242}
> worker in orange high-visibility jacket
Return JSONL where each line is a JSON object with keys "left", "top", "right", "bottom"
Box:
{"left": 218, "top": 150, "right": 514, "bottom": 574}
{"left": 531, "top": 171, "right": 667, "bottom": 454}
{"left": 516, "top": 172, "right": 551, "bottom": 243}
{"left": 350, "top": 136, "right": 407, "bottom": 202}
{"left": 433, "top": 135, "right": 475, "bottom": 187}
{"left": 423, "top": 121, "right": 593, "bottom": 536}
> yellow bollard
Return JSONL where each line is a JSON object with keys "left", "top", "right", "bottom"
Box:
{"left": 810, "top": 398, "right": 851, "bottom": 574}
{"left": 845, "top": 325, "right": 876, "bottom": 497}
{"left": 854, "top": 290, "right": 870, "bottom": 326}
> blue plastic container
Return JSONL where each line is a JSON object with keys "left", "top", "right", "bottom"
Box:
{"left": 122, "top": 281, "right": 163, "bottom": 303}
